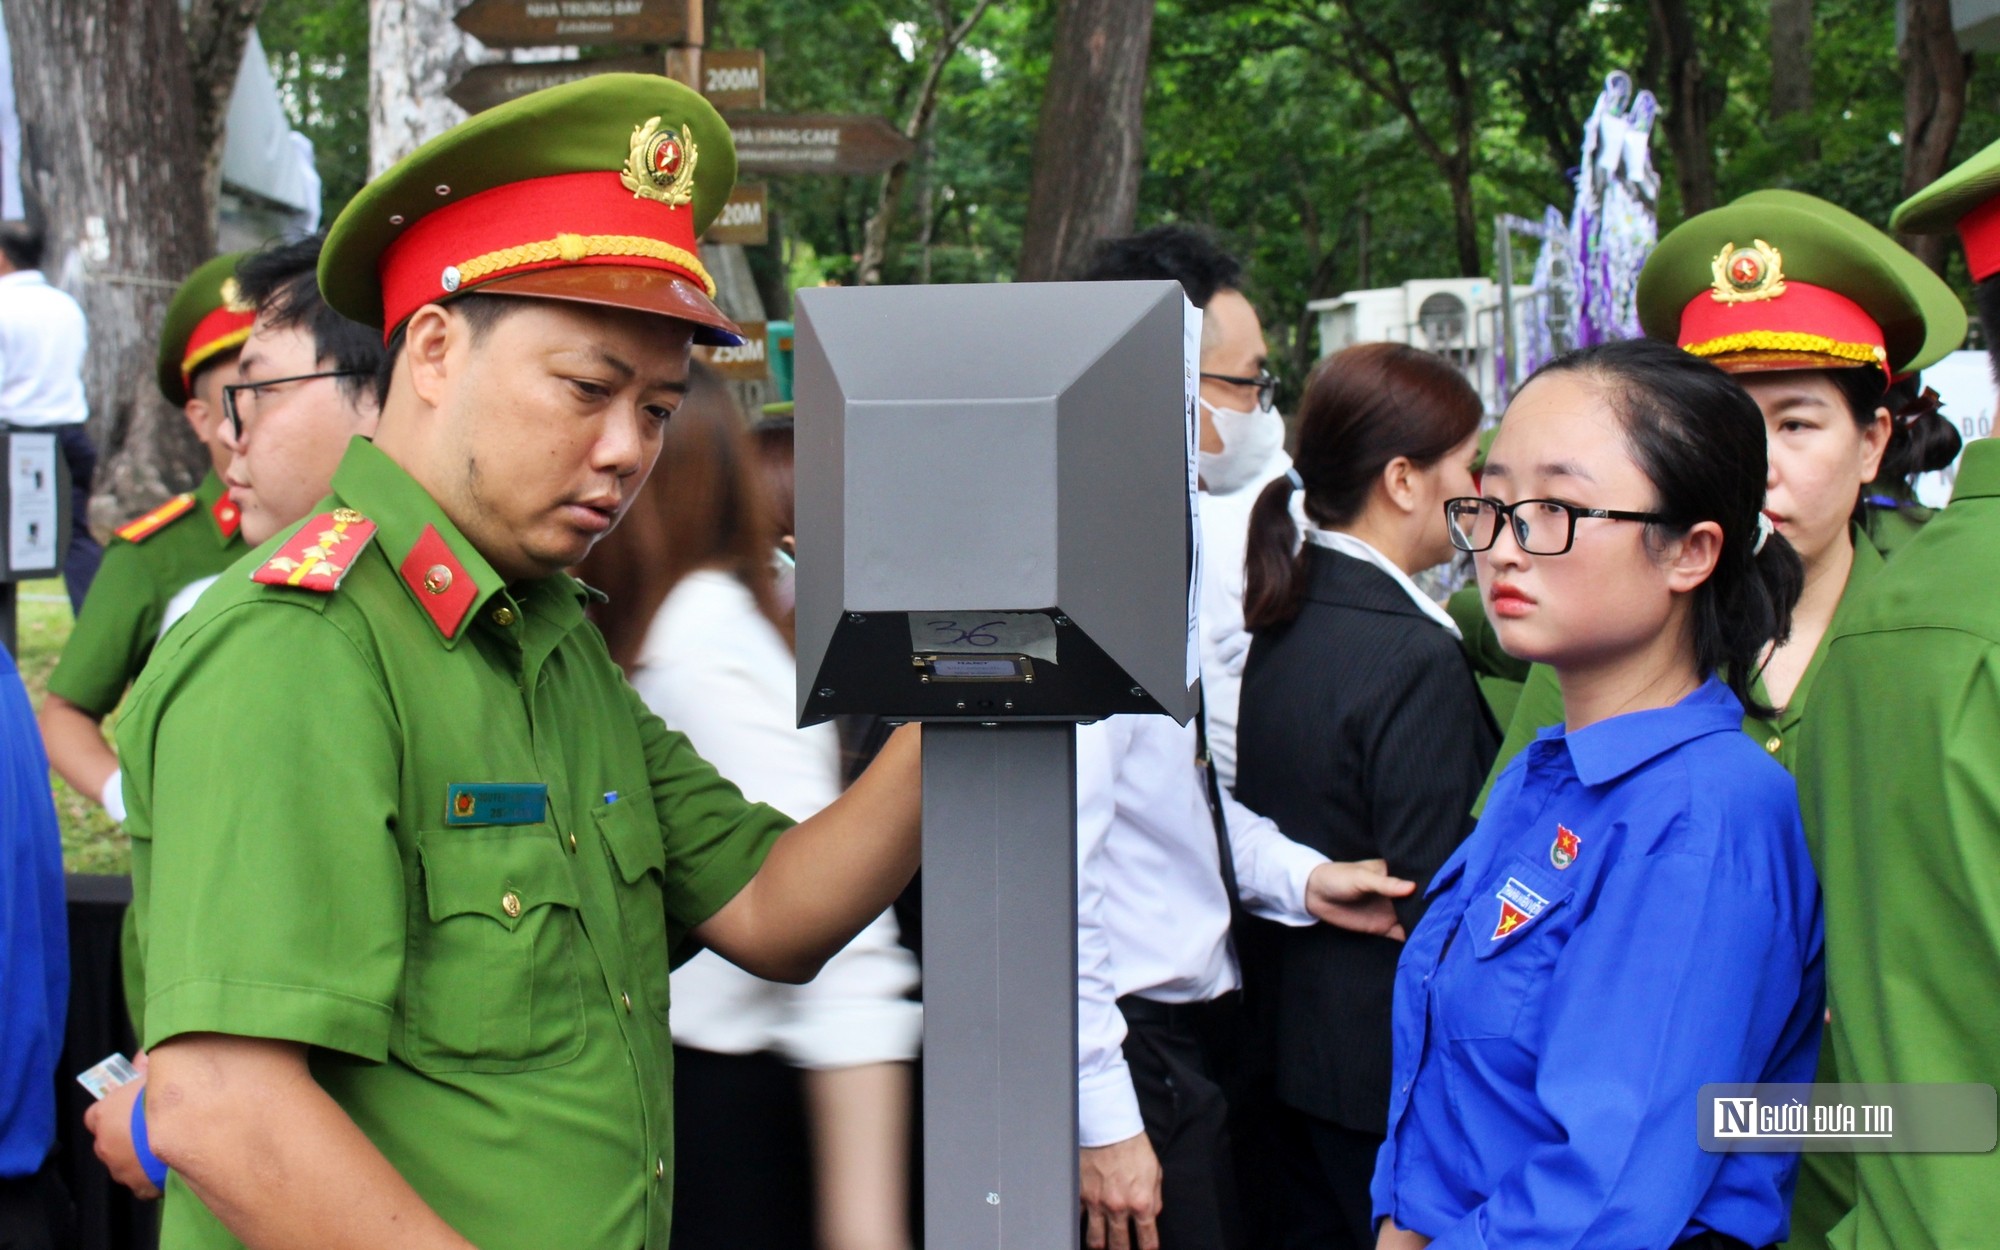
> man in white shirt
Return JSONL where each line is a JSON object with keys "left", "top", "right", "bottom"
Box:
{"left": 0, "top": 220, "right": 97, "bottom": 608}
{"left": 1073, "top": 229, "right": 1409, "bottom": 1250}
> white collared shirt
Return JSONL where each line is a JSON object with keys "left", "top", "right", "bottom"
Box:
{"left": 1302, "top": 527, "right": 1461, "bottom": 639}
{"left": 1196, "top": 443, "right": 1302, "bottom": 791}
{"left": 0, "top": 270, "right": 87, "bottom": 428}
{"left": 1075, "top": 712, "right": 1329, "bottom": 1147}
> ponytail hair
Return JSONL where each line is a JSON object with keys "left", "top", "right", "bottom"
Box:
{"left": 1873, "top": 373, "right": 1962, "bottom": 488}
{"left": 1243, "top": 341, "right": 1483, "bottom": 631}
{"left": 1529, "top": 339, "right": 1804, "bottom": 720}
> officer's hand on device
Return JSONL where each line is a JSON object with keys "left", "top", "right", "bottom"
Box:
{"left": 1305, "top": 859, "right": 1416, "bottom": 940}
{"left": 82, "top": 1051, "right": 161, "bottom": 1200}
{"left": 1080, "top": 1131, "right": 1163, "bottom": 1250}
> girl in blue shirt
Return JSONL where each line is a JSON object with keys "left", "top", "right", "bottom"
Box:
{"left": 1372, "top": 338, "right": 1826, "bottom": 1250}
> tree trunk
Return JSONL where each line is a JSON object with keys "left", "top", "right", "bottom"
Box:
{"left": 1648, "top": 0, "right": 1719, "bottom": 215}
{"left": 5, "top": 0, "right": 215, "bottom": 531}
{"left": 1769, "top": 0, "right": 1813, "bottom": 121}
{"left": 370, "top": 0, "right": 494, "bottom": 175}
{"left": 1899, "top": 0, "right": 1969, "bottom": 275}
{"left": 186, "top": 0, "right": 266, "bottom": 223}
{"left": 1017, "top": 0, "right": 1154, "bottom": 282}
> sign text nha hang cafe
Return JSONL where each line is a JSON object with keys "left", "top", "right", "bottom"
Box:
{"left": 450, "top": 0, "right": 916, "bottom": 386}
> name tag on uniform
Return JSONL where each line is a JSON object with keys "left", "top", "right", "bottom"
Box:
{"left": 1492, "top": 877, "right": 1550, "bottom": 940}
{"left": 445, "top": 782, "right": 548, "bottom": 827}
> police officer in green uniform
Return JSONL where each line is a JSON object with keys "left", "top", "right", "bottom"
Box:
{"left": 1781, "top": 141, "right": 2000, "bottom": 1250}
{"left": 109, "top": 76, "right": 923, "bottom": 1250}
{"left": 37, "top": 253, "right": 253, "bottom": 820}
{"left": 1476, "top": 192, "right": 1963, "bottom": 789}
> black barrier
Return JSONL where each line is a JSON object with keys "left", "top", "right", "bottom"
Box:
{"left": 55, "top": 875, "right": 156, "bottom": 1250}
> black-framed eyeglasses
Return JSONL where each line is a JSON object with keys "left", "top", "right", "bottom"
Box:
{"left": 1445, "top": 496, "right": 1670, "bottom": 556}
{"left": 223, "top": 370, "right": 370, "bottom": 440}
{"left": 1200, "top": 369, "right": 1278, "bottom": 408}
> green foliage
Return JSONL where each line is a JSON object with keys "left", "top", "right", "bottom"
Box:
{"left": 260, "top": 0, "right": 371, "bottom": 224}
{"left": 250, "top": 0, "right": 1980, "bottom": 366}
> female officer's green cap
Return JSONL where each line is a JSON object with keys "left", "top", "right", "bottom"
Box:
{"left": 1891, "top": 137, "right": 2000, "bottom": 281}
{"left": 320, "top": 73, "right": 742, "bottom": 346}
{"left": 157, "top": 252, "right": 254, "bottom": 405}
{"left": 1637, "top": 191, "right": 1956, "bottom": 377}
{"left": 1735, "top": 189, "right": 1965, "bottom": 374}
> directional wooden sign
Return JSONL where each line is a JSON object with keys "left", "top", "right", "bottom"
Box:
{"left": 727, "top": 114, "right": 914, "bottom": 176}
{"left": 696, "top": 321, "right": 769, "bottom": 381}
{"left": 704, "top": 183, "right": 769, "bottom": 246}
{"left": 452, "top": 0, "right": 690, "bottom": 49}
{"left": 447, "top": 54, "right": 660, "bottom": 115}
{"left": 702, "top": 50, "right": 765, "bottom": 111}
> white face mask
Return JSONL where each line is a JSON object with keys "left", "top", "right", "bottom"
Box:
{"left": 1198, "top": 397, "right": 1285, "bottom": 495}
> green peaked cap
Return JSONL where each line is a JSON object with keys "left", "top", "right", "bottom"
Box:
{"left": 320, "top": 73, "right": 738, "bottom": 338}
{"left": 1638, "top": 191, "right": 1959, "bottom": 376}
{"left": 1735, "top": 190, "right": 1965, "bottom": 374}
{"left": 1891, "top": 135, "right": 2000, "bottom": 236}
{"left": 156, "top": 251, "right": 252, "bottom": 405}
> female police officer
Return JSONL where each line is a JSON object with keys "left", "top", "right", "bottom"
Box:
{"left": 1372, "top": 339, "right": 1822, "bottom": 1250}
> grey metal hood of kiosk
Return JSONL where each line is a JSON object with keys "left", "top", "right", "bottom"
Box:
{"left": 791, "top": 280, "right": 1198, "bottom": 728}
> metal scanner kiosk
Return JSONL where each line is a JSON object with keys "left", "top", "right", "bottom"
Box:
{"left": 794, "top": 280, "right": 1200, "bottom": 1250}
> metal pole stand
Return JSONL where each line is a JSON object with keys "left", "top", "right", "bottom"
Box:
{"left": 922, "top": 721, "right": 1079, "bottom": 1250}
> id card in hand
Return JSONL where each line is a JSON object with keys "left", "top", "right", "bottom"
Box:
{"left": 76, "top": 1053, "right": 139, "bottom": 1101}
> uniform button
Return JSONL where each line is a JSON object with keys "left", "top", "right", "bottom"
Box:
{"left": 501, "top": 891, "right": 522, "bottom": 918}
{"left": 1765, "top": 735, "right": 1782, "bottom": 754}
{"left": 655, "top": 1157, "right": 665, "bottom": 1182}
{"left": 423, "top": 564, "right": 454, "bottom": 595}
{"left": 568, "top": 832, "right": 578, "bottom": 853}
{"left": 621, "top": 991, "right": 633, "bottom": 1013}
{"left": 491, "top": 606, "right": 516, "bottom": 627}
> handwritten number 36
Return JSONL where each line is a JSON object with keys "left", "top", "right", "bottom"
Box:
{"left": 927, "top": 620, "right": 1003, "bottom": 647}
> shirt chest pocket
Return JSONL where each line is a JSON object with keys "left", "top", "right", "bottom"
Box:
{"left": 405, "top": 826, "right": 585, "bottom": 1072}
{"left": 1437, "top": 856, "right": 1575, "bottom": 1042}
{"left": 596, "top": 797, "right": 675, "bottom": 1024}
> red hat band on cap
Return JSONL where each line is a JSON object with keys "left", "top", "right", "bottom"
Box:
{"left": 377, "top": 169, "right": 716, "bottom": 339}
{"left": 1956, "top": 194, "right": 2000, "bottom": 283}
{"left": 1678, "top": 280, "right": 1888, "bottom": 374}
{"left": 181, "top": 305, "right": 254, "bottom": 385}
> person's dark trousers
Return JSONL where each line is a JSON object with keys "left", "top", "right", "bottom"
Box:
{"left": 669, "top": 1045, "right": 814, "bottom": 1250}
{"left": 1274, "top": 1107, "right": 1379, "bottom": 1250}
{"left": 55, "top": 425, "right": 101, "bottom": 612}
{"left": 1112, "top": 994, "right": 1245, "bottom": 1250}
{"left": 0, "top": 1157, "right": 77, "bottom": 1250}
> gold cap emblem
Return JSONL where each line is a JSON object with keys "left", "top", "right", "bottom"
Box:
{"left": 220, "top": 276, "right": 254, "bottom": 314}
{"left": 1710, "top": 239, "right": 1786, "bottom": 304}
{"left": 622, "top": 116, "right": 698, "bottom": 209}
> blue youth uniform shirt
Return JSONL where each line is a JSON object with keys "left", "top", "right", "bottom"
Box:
{"left": 1371, "top": 677, "right": 1823, "bottom": 1249}
{"left": 1, "top": 644, "right": 68, "bottom": 1178}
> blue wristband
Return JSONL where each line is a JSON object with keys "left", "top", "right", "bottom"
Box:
{"left": 130, "top": 1087, "right": 170, "bottom": 1188}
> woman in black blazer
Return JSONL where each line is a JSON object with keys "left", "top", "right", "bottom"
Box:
{"left": 1232, "top": 342, "right": 1500, "bottom": 1250}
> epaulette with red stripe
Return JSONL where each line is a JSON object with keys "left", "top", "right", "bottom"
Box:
{"left": 114, "top": 494, "right": 197, "bottom": 544}
{"left": 250, "top": 508, "right": 377, "bottom": 594}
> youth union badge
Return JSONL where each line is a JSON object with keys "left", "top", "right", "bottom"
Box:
{"left": 1551, "top": 823, "right": 1580, "bottom": 870}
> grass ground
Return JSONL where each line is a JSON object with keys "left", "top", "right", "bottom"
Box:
{"left": 13, "top": 577, "right": 128, "bottom": 874}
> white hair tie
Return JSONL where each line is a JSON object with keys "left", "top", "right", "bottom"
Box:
{"left": 1754, "top": 512, "right": 1773, "bottom": 556}
{"left": 1286, "top": 467, "right": 1304, "bottom": 492}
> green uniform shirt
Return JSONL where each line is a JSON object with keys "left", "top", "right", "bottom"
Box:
{"left": 1794, "top": 437, "right": 2000, "bottom": 1249}
{"left": 117, "top": 437, "right": 791, "bottom": 1250}
{"left": 46, "top": 470, "right": 246, "bottom": 715}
